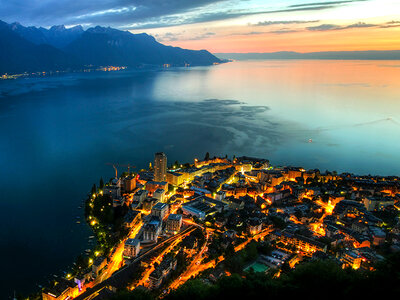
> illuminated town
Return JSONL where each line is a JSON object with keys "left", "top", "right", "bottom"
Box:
{"left": 40, "top": 152, "right": 400, "bottom": 300}
{"left": 1, "top": 66, "right": 127, "bottom": 80}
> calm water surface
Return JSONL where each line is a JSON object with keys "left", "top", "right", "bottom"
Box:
{"left": 0, "top": 60, "right": 399, "bottom": 297}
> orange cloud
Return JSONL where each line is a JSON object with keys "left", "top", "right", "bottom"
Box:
{"left": 164, "top": 25, "right": 400, "bottom": 53}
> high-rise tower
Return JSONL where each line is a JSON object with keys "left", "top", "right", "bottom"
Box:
{"left": 154, "top": 152, "right": 167, "bottom": 182}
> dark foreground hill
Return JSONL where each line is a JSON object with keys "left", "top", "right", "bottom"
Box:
{"left": 110, "top": 252, "right": 400, "bottom": 299}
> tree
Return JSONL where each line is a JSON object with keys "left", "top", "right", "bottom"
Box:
{"left": 110, "top": 288, "right": 153, "bottom": 300}
{"left": 306, "top": 177, "right": 313, "bottom": 185}
{"left": 294, "top": 210, "right": 303, "bottom": 219}
{"left": 295, "top": 177, "right": 304, "bottom": 185}
{"left": 225, "top": 244, "right": 235, "bottom": 258}
{"left": 204, "top": 152, "right": 210, "bottom": 161}
{"left": 91, "top": 184, "right": 97, "bottom": 195}
{"left": 225, "top": 255, "right": 244, "bottom": 273}
{"left": 168, "top": 279, "right": 211, "bottom": 300}
{"left": 99, "top": 177, "right": 104, "bottom": 189}
{"left": 269, "top": 215, "right": 287, "bottom": 229}
{"left": 257, "top": 241, "right": 272, "bottom": 255}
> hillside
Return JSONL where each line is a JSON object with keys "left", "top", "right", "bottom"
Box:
{"left": 0, "top": 20, "right": 221, "bottom": 74}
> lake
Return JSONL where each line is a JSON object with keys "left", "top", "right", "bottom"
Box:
{"left": 0, "top": 60, "right": 399, "bottom": 297}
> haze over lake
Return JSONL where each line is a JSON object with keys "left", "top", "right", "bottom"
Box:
{"left": 0, "top": 60, "right": 399, "bottom": 297}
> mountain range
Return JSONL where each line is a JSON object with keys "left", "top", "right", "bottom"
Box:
{"left": 0, "top": 20, "right": 222, "bottom": 74}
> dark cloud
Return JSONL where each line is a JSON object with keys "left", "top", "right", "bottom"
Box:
{"left": 156, "top": 30, "right": 216, "bottom": 42}
{"left": 380, "top": 21, "right": 400, "bottom": 28}
{"left": 155, "top": 31, "right": 183, "bottom": 42}
{"left": 380, "top": 24, "right": 400, "bottom": 28}
{"left": 125, "top": 9, "right": 272, "bottom": 30}
{"left": 229, "top": 31, "right": 266, "bottom": 36}
{"left": 307, "top": 24, "right": 342, "bottom": 31}
{"left": 307, "top": 22, "right": 376, "bottom": 31}
{"left": 0, "top": 0, "right": 227, "bottom": 27}
{"left": 125, "top": 4, "right": 342, "bottom": 30}
{"left": 254, "top": 20, "right": 319, "bottom": 26}
{"left": 345, "top": 22, "right": 376, "bottom": 29}
{"left": 379, "top": 64, "right": 400, "bottom": 68}
{"left": 289, "top": 0, "right": 367, "bottom": 8}
{"left": 187, "top": 32, "right": 216, "bottom": 40}
{"left": 0, "top": 0, "right": 370, "bottom": 30}
{"left": 246, "top": 31, "right": 265, "bottom": 35}
{"left": 269, "top": 28, "right": 300, "bottom": 34}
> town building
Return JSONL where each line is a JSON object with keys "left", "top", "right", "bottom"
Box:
{"left": 148, "top": 256, "right": 177, "bottom": 289}
{"left": 143, "top": 197, "right": 159, "bottom": 211}
{"left": 123, "top": 238, "right": 141, "bottom": 258}
{"left": 142, "top": 217, "right": 162, "bottom": 242}
{"left": 370, "top": 226, "right": 386, "bottom": 246}
{"left": 133, "top": 189, "right": 148, "bottom": 203}
{"left": 42, "top": 279, "right": 79, "bottom": 300}
{"left": 181, "top": 195, "right": 225, "bottom": 220}
{"left": 124, "top": 210, "right": 141, "bottom": 228}
{"left": 123, "top": 175, "right": 136, "bottom": 192}
{"left": 92, "top": 256, "right": 108, "bottom": 278}
{"left": 154, "top": 152, "right": 167, "bottom": 182}
{"left": 166, "top": 214, "right": 182, "bottom": 234}
{"left": 103, "top": 182, "right": 121, "bottom": 200}
{"left": 151, "top": 202, "right": 169, "bottom": 220}
{"left": 341, "top": 250, "right": 362, "bottom": 269}
{"left": 215, "top": 190, "right": 226, "bottom": 201}
{"left": 248, "top": 217, "right": 262, "bottom": 235}
{"left": 279, "top": 231, "right": 327, "bottom": 256}
{"left": 363, "top": 196, "right": 395, "bottom": 211}
{"left": 146, "top": 181, "right": 169, "bottom": 195}
{"left": 166, "top": 171, "right": 184, "bottom": 186}
{"left": 153, "top": 188, "right": 166, "bottom": 202}
{"left": 112, "top": 197, "right": 125, "bottom": 207}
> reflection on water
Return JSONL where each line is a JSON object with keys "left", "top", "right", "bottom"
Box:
{"left": 150, "top": 60, "right": 400, "bottom": 174}
{"left": 0, "top": 60, "right": 399, "bottom": 297}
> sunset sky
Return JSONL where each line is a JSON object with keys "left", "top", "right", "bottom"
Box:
{"left": 1, "top": 0, "right": 400, "bottom": 52}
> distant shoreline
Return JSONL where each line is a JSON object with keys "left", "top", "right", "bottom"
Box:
{"left": 215, "top": 50, "right": 400, "bottom": 61}
{"left": 0, "top": 62, "right": 228, "bottom": 81}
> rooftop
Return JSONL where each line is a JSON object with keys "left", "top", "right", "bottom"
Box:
{"left": 168, "top": 214, "right": 182, "bottom": 221}
{"left": 153, "top": 202, "right": 168, "bottom": 210}
{"left": 125, "top": 238, "right": 140, "bottom": 247}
